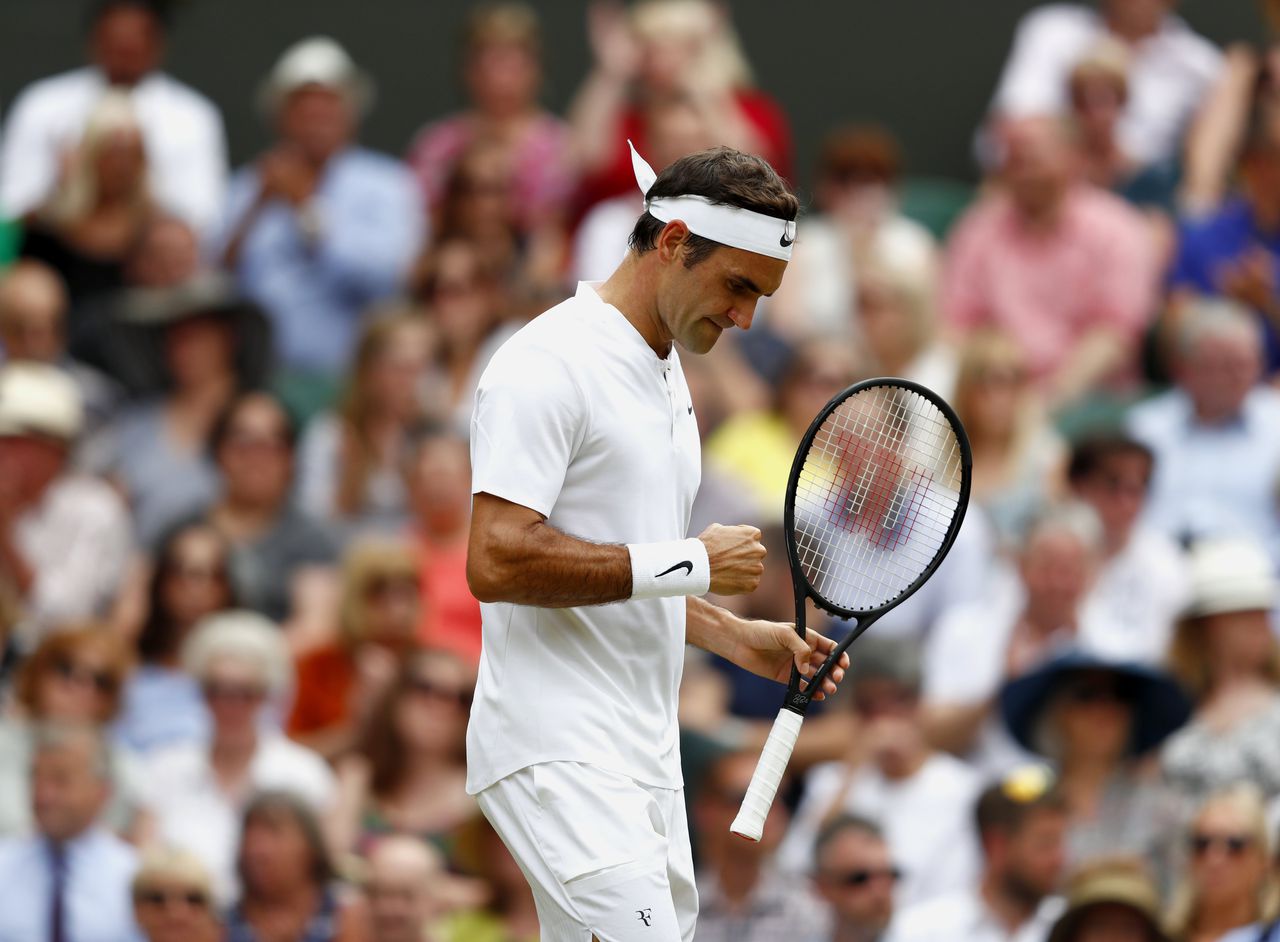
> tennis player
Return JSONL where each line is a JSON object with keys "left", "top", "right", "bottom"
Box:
{"left": 465, "top": 143, "right": 848, "bottom": 942}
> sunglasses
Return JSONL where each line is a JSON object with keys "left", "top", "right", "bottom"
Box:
{"left": 135, "top": 888, "right": 210, "bottom": 909}
{"left": 408, "top": 677, "right": 472, "bottom": 708}
{"left": 203, "top": 681, "right": 266, "bottom": 703}
{"left": 1189, "top": 833, "right": 1255, "bottom": 857}
{"left": 53, "top": 658, "right": 116, "bottom": 695}
{"left": 827, "top": 867, "right": 902, "bottom": 887}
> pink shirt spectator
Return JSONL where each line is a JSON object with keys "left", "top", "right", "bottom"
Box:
{"left": 406, "top": 114, "right": 573, "bottom": 233}
{"left": 942, "top": 185, "right": 1156, "bottom": 386}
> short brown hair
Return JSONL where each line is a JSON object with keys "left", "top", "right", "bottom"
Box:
{"left": 975, "top": 768, "right": 1067, "bottom": 845}
{"left": 628, "top": 146, "right": 799, "bottom": 267}
{"left": 17, "top": 626, "right": 130, "bottom": 721}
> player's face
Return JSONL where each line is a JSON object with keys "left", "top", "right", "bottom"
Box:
{"left": 657, "top": 244, "right": 786, "bottom": 354}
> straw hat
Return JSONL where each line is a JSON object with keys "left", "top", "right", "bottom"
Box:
{"left": 1048, "top": 858, "right": 1169, "bottom": 942}
{"left": 257, "top": 36, "right": 374, "bottom": 118}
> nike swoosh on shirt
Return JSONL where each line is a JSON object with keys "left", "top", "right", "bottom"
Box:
{"left": 656, "top": 561, "right": 694, "bottom": 578}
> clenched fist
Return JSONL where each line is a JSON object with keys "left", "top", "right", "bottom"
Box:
{"left": 698, "top": 523, "right": 766, "bottom": 596}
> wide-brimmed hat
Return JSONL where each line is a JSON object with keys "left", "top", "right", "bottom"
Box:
{"left": 0, "top": 362, "right": 84, "bottom": 441}
{"left": 97, "top": 273, "right": 273, "bottom": 395}
{"left": 1047, "top": 858, "right": 1169, "bottom": 942}
{"left": 256, "top": 36, "right": 374, "bottom": 118}
{"left": 999, "top": 650, "right": 1192, "bottom": 758}
{"left": 1182, "top": 538, "right": 1278, "bottom": 618}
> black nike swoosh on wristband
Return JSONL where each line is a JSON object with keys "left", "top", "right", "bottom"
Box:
{"left": 656, "top": 560, "right": 694, "bottom": 578}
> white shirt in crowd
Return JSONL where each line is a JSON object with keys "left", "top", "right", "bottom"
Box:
{"left": 1087, "top": 526, "right": 1189, "bottom": 663}
{"left": 140, "top": 732, "right": 335, "bottom": 904}
{"left": 572, "top": 194, "right": 641, "bottom": 284}
{"left": 0, "top": 67, "right": 228, "bottom": 233}
{"left": 986, "top": 3, "right": 1222, "bottom": 166}
{"left": 467, "top": 281, "right": 701, "bottom": 795}
{"left": 886, "top": 890, "right": 1064, "bottom": 942}
{"left": 14, "top": 474, "right": 131, "bottom": 643}
{"left": 777, "top": 752, "right": 983, "bottom": 908}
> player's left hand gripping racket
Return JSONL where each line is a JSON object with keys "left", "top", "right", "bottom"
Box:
{"left": 730, "top": 378, "right": 971, "bottom": 841}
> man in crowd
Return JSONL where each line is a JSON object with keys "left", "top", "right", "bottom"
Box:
{"left": 886, "top": 771, "right": 1067, "bottom": 942}
{"left": 362, "top": 836, "right": 445, "bottom": 942}
{"left": 0, "top": 724, "right": 142, "bottom": 942}
{"left": 215, "top": 37, "right": 423, "bottom": 405}
{"left": 1127, "top": 298, "right": 1280, "bottom": 563}
{"left": 0, "top": 362, "right": 130, "bottom": 641}
{"left": 943, "top": 115, "right": 1158, "bottom": 408}
{"left": 0, "top": 0, "right": 227, "bottom": 234}
{"left": 810, "top": 816, "right": 899, "bottom": 942}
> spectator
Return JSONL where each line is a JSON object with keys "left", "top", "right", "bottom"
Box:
{"left": 1161, "top": 538, "right": 1280, "bottom": 806}
{"left": 1127, "top": 300, "right": 1280, "bottom": 561}
{"left": 952, "top": 331, "right": 1065, "bottom": 547}
{"left": 123, "top": 214, "right": 202, "bottom": 289}
{"left": 297, "top": 312, "right": 431, "bottom": 535}
{"left": 203, "top": 391, "right": 339, "bottom": 626}
{"left": 406, "top": 2, "right": 573, "bottom": 233}
{"left": 1045, "top": 858, "right": 1170, "bottom": 942}
{"left": 17, "top": 89, "right": 154, "bottom": 309}
{"left": 981, "top": 0, "right": 1221, "bottom": 170}
{"left": 923, "top": 503, "right": 1123, "bottom": 776}
{"left": 131, "top": 848, "right": 221, "bottom": 942}
{"left": 225, "top": 790, "right": 364, "bottom": 942}
{"left": 361, "top": 835, "right": 445, "bottom": 942}
{"left": 86, "top": 275, "right": 270, "bottom": 549}
{"left": 329, "top": 649, "right": 474, "bottom": 860}
{"left": 114, "top": 521, "right": 236, "bottom": 754}
{"left": 1165, "top": 785, "right": 1280, "bottom": 942}
{"left": 215, "top": 36, "right": 423, "bottom": 398}
{"left": 413, "top": 238, "right": 521, "bottom": 438}
{"left": 0, "top": 626, "right": 147, "bottom": 840}
{"left": 943, "top": 116, "right": 1158, "bottom": 408}
{"left": 0, "top": 723, "right": 142, "bottom": 942}
{"left": 569, "top": 0, "right": 792, "bottom": 211}
{"left": 810, "top": 816, "right": 899, "bottom": 942}
{"left": 403, "top": 426, "right": 481, "bottom": 665}
{"left": 997, "top": 653, "right": 1191, "bottom": 887}
{"left": 1067, "top": 435, "right": 1189, "bottom": 662}
{"left": 0, "top": 362, "right": 131, "bottom": 638}
{"left": 142, "top": 611, "right": 335, "bottom": 903}
{"left": 778, "top": 639, "right": 983, "bottom": 908}
{"left": 288, "top": 538, "right": 422, "bottom": 757}
{"left": 770, "top": 126, "right": 938, "bottom": 342}
{"left": 0, "top": 259, "right": 121, "bottom": 433}
{"left": 0, "top": 0, "right": 227, "bottom": 233}
{"left": 885, "top": 770, "right": 1068, "bottom": 942}
{"left": 1167, "top": 104, "right": 1280, "bottom": 376}
{"left": 443, "top": 815, "right": 539, "bottom": 942}
{"left": 693, "top": 750, "right": 827, "bottom": 942}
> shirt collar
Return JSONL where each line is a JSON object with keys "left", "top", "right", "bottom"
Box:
{"left": 574, "top": 281, "right": 673, "bottom": 366}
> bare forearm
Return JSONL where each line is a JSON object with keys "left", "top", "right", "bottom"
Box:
{"left": 0, "top": 529, "right": 34, "bottom": 594}
{"left": 468, "top": 518, "right": 633, "bottom": 607}
{"left": 1046, "top": 326, "right": 1128, "bottom": 409}
{"left": 920, "top": 700, "right": 990, "bottom": 756}
{"left": 685, "top": 595, "right": 738, "bottom": 657}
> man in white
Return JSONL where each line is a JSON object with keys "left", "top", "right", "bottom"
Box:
{"left": 466, "top": 144, "right": 846, "bottom": 941}
{"left": 0, "top": 0, "right": 227, "bottom": 234}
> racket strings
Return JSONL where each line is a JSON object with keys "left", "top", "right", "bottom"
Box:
{"left": 792, "top": 387, "right": 964, "bottom": 613}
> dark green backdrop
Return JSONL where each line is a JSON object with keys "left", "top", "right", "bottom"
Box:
{"left": 0, "top": 0, "right": 1266, "bottom": 191}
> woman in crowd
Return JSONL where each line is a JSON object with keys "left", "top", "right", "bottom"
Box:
{"left": 225, "top": 791, "right": 363, "bottom": 942}
{"left": 132, "top": 848, "right": 222, "bottom": 942}
{"left": 1046, "top": 858, "right": 1170, "bottom": 942}
{"left": 998, "top": 652, "right": 1191, "bottom": 888}
{"left": 142, "top": 611, "right": 335, "bottom": 903}
{"left": 19, "top": 90, "right": 155, "bottom": 305}
{"left": 952, "top": 330, "right": 1066, "bottom": 545}
{"left": 413, "top": 237, "right": 521, "bottom": 437}
{"left": 1162, "top": 538, "right": 1280, "bottom": 806}
{"left": 288, "top": 538, "right": 423, "bottom": 758}
{"left": 329, "top": 649, "right": 475, "bottom": 861}
{"left": 296, "top": 312, "right": 431, "bottom": 535}
{"left": 203, "top": 391, "right": 339, "bottom": 629}
{"left": 406, "top": 2, "right": 572, "bottom": 232}
{"left": 115, "top": 521, "right": 237, "bottom": 754}
{"left": 1165, "top": 784, "right": 1279, "bottom": 942}
{"left": 0, "top": 625, "right": 147, "bottom": 839}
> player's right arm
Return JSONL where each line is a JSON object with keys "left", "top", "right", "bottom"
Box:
{"left": 467, "top": 494, "right": 767, "bottom": 607}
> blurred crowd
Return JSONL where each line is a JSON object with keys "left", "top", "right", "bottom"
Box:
{"left": 1, "top": 0, "right": 1280, "bottom": 940}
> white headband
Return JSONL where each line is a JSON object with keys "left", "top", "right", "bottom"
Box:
{"left": 629, "top": 141, "right": 796, "bottom": 262}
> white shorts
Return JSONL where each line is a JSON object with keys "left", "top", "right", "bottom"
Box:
{"left": 476, "top": 761, "right": 698, "bottom": 942}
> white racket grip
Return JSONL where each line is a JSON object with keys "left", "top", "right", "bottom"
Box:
{"left": 730, "top": 708, "right": 804, "bottom": 842}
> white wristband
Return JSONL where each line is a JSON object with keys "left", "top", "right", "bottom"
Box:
{"left": 627, "top": 538, "right": 711, "bottom": 599}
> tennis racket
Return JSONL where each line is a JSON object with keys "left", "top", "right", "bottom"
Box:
{"left": 730, "top": 377, "right": 971, "bottom": 841}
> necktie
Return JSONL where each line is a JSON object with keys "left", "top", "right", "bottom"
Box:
{"left": 48, "top": 841, "right": 66, "bottom": 942}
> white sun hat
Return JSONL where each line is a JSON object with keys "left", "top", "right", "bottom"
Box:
{"left": 257, "top": 36, "right": 375, "bottom": 118}
{"left": 0, "top": 362, "right": 84, "bottom": 441}
{"left": 1184, "top": 537, "right": 1278, "bottom": 618}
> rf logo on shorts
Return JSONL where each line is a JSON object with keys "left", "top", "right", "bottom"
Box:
{"left": 636, "top": 909, "right": 653, "bottom": 927}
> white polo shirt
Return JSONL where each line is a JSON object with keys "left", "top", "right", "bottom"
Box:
{"left": 467, "top": 282, "right": 702, "bottom": 795}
